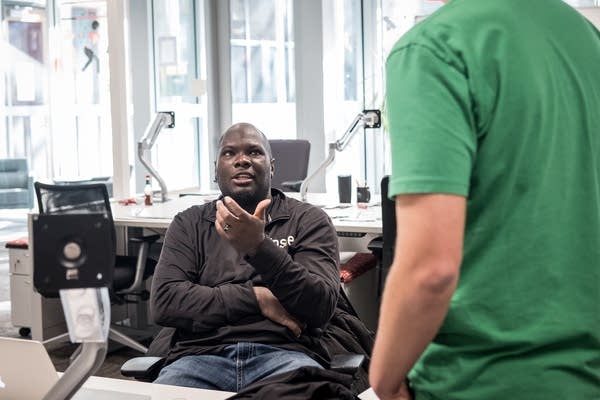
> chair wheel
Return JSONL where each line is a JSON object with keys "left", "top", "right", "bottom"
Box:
{"left": 19, "top": 327, "right": 31, "bottom": 337}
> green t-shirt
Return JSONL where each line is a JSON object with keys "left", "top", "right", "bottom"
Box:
{"left": 386, "top": 0, "right": 600, "bottom": 398}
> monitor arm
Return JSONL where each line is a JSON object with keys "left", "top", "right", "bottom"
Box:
{"left": 43, "top": 289, "right": 110, "bottom": 400}
{"left": 137, "top": 111, "right": 175, "bottom": 203}
{"left": 300, "top": 109, "right": 380, "bottom": 201}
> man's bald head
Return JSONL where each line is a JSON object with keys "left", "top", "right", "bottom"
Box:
{"left": 219, "top": 123, "right": 272, "bottom": 159}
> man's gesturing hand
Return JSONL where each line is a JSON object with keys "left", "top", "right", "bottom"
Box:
{"left": 253, "top": 286, "right": 302, "bottom": 337}
{"left": 215, "top": 196, "right": 271, "bottom": 256}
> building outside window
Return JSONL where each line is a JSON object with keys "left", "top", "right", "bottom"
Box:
{"left": 1, "top": 1, "right": 51, "bottom": 180}
{"left": 1, "top": 0, "right": 113, "bottom": 183}
{"left": 51, "top": 0, "right": 112, "bottom": 180}
{"left": 151, "top": 0, "right": 206, "bottom": 191}
{"left": 230, "top": 0, "right": 296, "bottom": 139}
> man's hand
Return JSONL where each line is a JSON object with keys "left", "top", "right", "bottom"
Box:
{"left": 215, "top": 196, "right": 271, "bottom": 256}
{"left": 253, "top": 286, "right": 302, "bottom": 337}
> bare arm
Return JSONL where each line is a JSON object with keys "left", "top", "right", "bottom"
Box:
{"left": 370, "top": 194, "right": 465, "bottom": 400}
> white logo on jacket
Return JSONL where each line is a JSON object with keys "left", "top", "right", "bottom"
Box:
{"left": 271, "top": 235, "right": 295, "bottom": 248}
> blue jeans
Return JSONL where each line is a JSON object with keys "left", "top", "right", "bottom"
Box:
{"left": 154, "top": 342, "right": 323, "bottom": 391}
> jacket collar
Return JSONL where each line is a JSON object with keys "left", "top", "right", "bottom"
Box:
{"left": 204, "top": 188, "right": 291, "bottom": 226}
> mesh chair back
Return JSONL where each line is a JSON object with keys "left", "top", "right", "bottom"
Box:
{"left": 34, "top": 182, "right": 116, "bottom": 247}
{"left": 268, "top": 139, "right": 311, "bottom": 191}
{"left": 380, "top": 175, "right": 396, "bottom": 285}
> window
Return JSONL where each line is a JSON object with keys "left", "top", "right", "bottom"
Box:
{"left": 151, "top": 0, "right": 207, "bottom": 190}
{"left": 564, "top": 0, "right": 599, "bottom": 6}
{"left": 230, "top": 0, "right": 296, "bottom": 139}
{"left": 1, "top": 0, "right": 114, "bottom": 187}
{"left": 52, "top": 0, "right": 112, "bottom": 179}
{"left": 344, "top": 0, "right": 361, "bottom": 102}
{"left": 1, "top": 2, "right": 51, "bottom": 180}
{"left": 322, "top": 0, "right": 372, "bottom": 194}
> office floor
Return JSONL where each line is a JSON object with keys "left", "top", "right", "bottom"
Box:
{"left": 0, "top": 208, "right": 139, "bottom": 380}
{"left": 48, "top": 341, "right": 146, "bottom": 379}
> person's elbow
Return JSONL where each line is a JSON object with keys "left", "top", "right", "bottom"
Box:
{"left": 414, "top": 254, "right": 461, "bottom": 296}
{"left": 369, "top": 375, "right": 406, "bottom": 400}
{"left": 369, "top": 361, "right": 414, "bottom": 400}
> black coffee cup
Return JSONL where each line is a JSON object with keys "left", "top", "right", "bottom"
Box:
{"left": 338, "top": 175, "right": 352, "bottom": 203}
{"left": 357, "top": 186, "right": 371, "bottom": 203}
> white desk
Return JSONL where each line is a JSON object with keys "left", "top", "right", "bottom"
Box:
{"left": 78, "top": 375, "right": 379, "bottom": 399}
{"left": 111, "top": 192, "right": 382, "bottom": 235}
{"left": 78, "top": 375, "right": 234, "bottom": 399}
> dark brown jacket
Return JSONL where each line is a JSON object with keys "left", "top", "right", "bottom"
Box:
{"left": 150, "top": 189, "right": 343, "bottom": 365}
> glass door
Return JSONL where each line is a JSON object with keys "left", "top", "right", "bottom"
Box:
{"left": 51, "top": 0, "right": 112, "bottom": 180}
{"left": 1, "top": 1, "right": 51, "bottom": 179}
{"left": 151, "top": 0, "right": 206, "bottom": 190}
{"left": 230, "top": 0, "right": 296, "bottom": 138}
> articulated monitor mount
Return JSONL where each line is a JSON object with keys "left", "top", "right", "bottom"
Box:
{"left": 138, "top": 111, "right": 175, "bottom": 203}
{"left": 33, "top": 213, "right": 113, "bottom": 400}
{"left": 300, "top": 109, "right": 381, "bottom": 201}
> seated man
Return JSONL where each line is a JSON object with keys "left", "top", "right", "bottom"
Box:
{"left": 150, "top": 123, "right": 370, "bottom": 392}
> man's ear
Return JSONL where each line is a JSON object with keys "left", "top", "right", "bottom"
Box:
{"left": 213, "top": 161, "right": 217, "bottom": 182}
{"left": 270, "top": 158, "right": 275, "bottom": 178}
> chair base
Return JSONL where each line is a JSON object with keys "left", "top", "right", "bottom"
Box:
{"left": 109, "top": 327, "right": 148, "bottom": 353}
{"left": 42, "top": 325, "right": 149, "bottom": 354}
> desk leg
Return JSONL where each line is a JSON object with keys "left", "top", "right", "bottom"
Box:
{"left": 115, "top": 226, "right": 160, "bottom": 340}
{"left": 115, "top": 225, "right": 127, "bottom": 255}
{"left": 343, "top": 268, "right": 379, "bottom": 331}
{"left": 337, "top": 233, "right": 381, "bottom": 331}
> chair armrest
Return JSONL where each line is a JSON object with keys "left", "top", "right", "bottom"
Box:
{"left": 129, "top": 234, "right": 160, "bottom": 244}
{"left": 367, "top": 236, "right": 382, "bottom": 254}
{"left": 329, "top": 354, "right": 365, "bottom": 374}
{"left": 281, "top": 180, "right": 303, "bottom": 192}
{"left": 121, "top": 356, "right": 165, "bottom": 381}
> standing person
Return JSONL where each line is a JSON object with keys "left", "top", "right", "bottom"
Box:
{"left": 370, "top": 1, "right": 600, "bottom": 399}
{"left": 82, "top": 20, "right": 100, "bottom": 73}
{"left": 149, "top": 123, "right": 372, "bottom": 393}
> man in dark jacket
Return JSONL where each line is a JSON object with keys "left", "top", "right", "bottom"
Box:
{"left": 150, "top": 123, "right": 368, "bottom": 392}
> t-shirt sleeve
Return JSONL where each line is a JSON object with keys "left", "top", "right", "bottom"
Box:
{"left": 385, "top": 42, "right": 477, "bottom": 198}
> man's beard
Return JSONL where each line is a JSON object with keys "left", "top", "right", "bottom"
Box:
{"left": 223, "top": 185, "right": 270, "bottom": 213}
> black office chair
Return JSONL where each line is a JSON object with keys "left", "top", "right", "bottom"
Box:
{"left": 363, "top": 175, "right": 395, "bottom": 298}
{"left": 379, "top": 175, "right": 395, "bottom": 292}
{"left": 34, "top": 181, "right": 159, "bottom": 353}
{"left": 269, "top": 139, "right": 311, "bottom": 192}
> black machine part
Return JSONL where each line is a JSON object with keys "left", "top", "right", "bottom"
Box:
{"left": 33, "top": 213, "right": 114, "bottom": 297}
